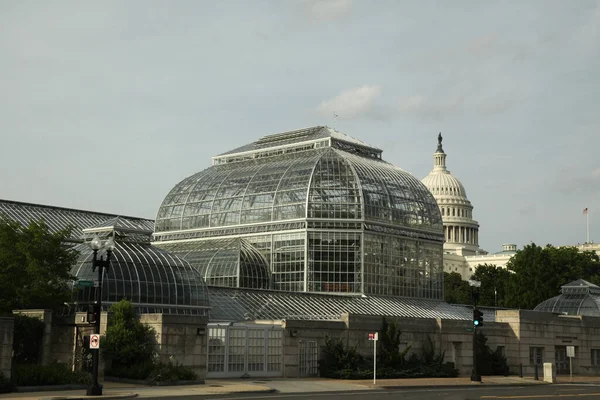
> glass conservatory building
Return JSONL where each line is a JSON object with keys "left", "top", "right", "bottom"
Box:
{"left": 154, "top": 126, "right": 445, "bottom": 300}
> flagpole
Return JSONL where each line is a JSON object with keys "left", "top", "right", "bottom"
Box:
{"left": 587, "top": 210, "right": 590, "bottom": 244}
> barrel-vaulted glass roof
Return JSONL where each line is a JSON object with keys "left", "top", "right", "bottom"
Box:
{"left": 71, "top": 217, "right": 210, "bottom": 315}
{"left": 0, "top": 199, "right": 153, "bottom": 243}
{"left": 155, "top": 126, "right": 442, "bottom": 240}
{"left": 534, "top": 279, "right": 600, "bottom": 317}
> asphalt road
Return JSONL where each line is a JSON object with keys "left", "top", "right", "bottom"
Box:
{"left": 153, "top": 384, "right": 600, "bottom": 400}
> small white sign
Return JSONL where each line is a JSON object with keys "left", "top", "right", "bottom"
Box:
{"left": 567, "top": 346, "right": 575, "bottom": 358}
{"left": 90, "top": 334, "right": 100, "bottom": 350}
{"left": 368, "top": 332, "right": 378, "bottom": 341}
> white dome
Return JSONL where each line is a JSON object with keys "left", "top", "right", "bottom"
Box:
{"left": 421, "top": 133, "right": 480, "bottom": 255}
{"left": 421, "top": 171, "right": 468, "bottom": 199}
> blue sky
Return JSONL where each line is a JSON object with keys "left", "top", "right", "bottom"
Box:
{"left": 1, "top": 0, "right": 598, "bottom": 252}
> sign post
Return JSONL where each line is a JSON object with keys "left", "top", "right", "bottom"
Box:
{"left": 368, "top": 332, "right": 378, "bottom": 385}
{"left": 567, "top": 346, "right": 575, "bottom": 382}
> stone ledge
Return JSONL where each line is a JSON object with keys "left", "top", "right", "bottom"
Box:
{"left": 14, "top": 384, "right": 87, "bottom": 393}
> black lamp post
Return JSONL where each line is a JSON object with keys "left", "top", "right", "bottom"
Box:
{"left": 87, "top": 234, "right": 114, "bottom": 396}
{"left": 469, "top": 279, "right": 482, "bottom": 383}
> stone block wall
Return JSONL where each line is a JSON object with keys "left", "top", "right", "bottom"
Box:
{"left": 140, "top": 314, "right": 209, "bottom": 379}
{"left": 496, "top": 310, "right": 600, "bottom": 376}
{"left": 0, "top": 317, "right": 13, "bottom": 379}
{"left": 282, "top": 319, "right": 345, "bottom": 377}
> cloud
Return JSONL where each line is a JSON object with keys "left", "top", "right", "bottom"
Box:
{"left": 553, "top": 166, "right": 600, "bottom": 195}
{"left": 317, "top": 85, "right": 382, "bottom": 119}
{"left": 396, "top": 95, "right": 464, "bottom": 120}
{"left": 303, "top": 0, "right": 351, "bottom": 20}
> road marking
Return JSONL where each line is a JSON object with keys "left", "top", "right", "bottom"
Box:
{"left": 481, "top": 393, "right": 600, "bottom": 398}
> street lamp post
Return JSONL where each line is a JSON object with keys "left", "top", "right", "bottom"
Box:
{"left": 468, "top": 279, "right": 482, "bottom": 383}
{"left": 87, "top": 235, "right": 115, "bottom": 396}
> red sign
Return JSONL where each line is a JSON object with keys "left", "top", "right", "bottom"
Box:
{"left": 368, "top": 332, "right": 378, "bottom": 341}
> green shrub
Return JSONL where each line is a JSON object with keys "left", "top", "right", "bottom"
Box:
{"left": 318, "top": 336, "right": 366, "bottom": 378}
{"left": 149, "top": 357, "right": 197, "bottom": 383}
{"left": 12, "top": 314, "right": 45, "bottom": 365}
{"left": 319, "top": 318, "right": 459, "bottom": 380}
{"left": 0, "top": 372, "right": 13, "bottom": 393}
{"left": 106, "top": 361, "right": 155, "bottom": 381}
{"left": 476, "top": 331, "right": 510, "bottom": 376}
{"left": 102, "top": 300, "right": 155, "bottom": 370}
{"left": 12, "top": 363, "right": 90, "bottom": 387}
{"left": 107, "top": 357, "right": 197, "bottom": 383}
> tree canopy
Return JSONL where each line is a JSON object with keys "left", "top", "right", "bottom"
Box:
{"left": 504, "top": 243, "right": 600, "bottom": 309}
{"left": 0, "top": 216, "right": 77, "bottom": 314}
{"left": 444, "top": 243, "right": 600, "bottom": 310}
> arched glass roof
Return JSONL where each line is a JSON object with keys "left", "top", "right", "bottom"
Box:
{"left": 156, "top": 238, "right": 271, "bottom": 290}
{"left": 70, "top": 218, "right": 210, "bottom": 315}
{"left": 534, "top": 279, "right": 600, "bottom": 316}
{"left": 155, "top": 127, "right": 441, "bottom": 238}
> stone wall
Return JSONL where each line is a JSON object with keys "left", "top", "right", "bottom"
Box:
{"left": 140, "top": 314, "right": 209, "bottom": 379}
{"left": 282, "top": 314, "right": 478, "bottom": 377}
{"left": 0, "top": 317, "right": 13, "bottom": 380}
{"left": 496, "top": 310, "right": 600, "bottom": 376}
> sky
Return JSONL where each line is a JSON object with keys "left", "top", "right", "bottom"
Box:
{"left": 1, "top": 0, "right": 599, "bottom": 252}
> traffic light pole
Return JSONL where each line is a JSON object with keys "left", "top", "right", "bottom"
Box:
{"left": 471, "top": 286, "right": 481, "bottom": 383}
{"left": 471, "top": 320, "right": 480, "bottom": 382}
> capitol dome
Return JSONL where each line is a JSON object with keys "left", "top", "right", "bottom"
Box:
{"left": 421, "top": 133, "right": 480, "bottom": 255}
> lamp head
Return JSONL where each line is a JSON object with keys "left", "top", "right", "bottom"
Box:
{"left": 90, "top": 235, "right": 102, "bottom": 250}
{"left": 104, "top": 237, "right": 116, "bottom": 252}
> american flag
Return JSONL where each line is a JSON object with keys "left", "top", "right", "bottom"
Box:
{"left": 583, "top": 208, "right": 589, "bottom": 215}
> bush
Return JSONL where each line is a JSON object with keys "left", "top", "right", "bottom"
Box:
{"left": 149, "top": 357, "right": 197, "bottom": 383}
{"left": 319, "top": 318, "right": 459, "bottom": 380}
{"left": 0, "top": 372, "right": 12, "bottom": 393}
{"left": 12, "top": 363, "right": 90, "bottom": 387}
{"left": 476, "top": 332, "right": 510, "bottom": 376}
{"left": 106, "top": 361, "right": 155, "bottom": 381}
{"left": 107, "top": 357, "right": 197, "bottom": 384}
{"left": 12, "top": 314, "right": 45, "bottom": 365}
{"left": 102, "top": 300, "right": 155, "bottom": 369}
{"left": 318, "top": 336, "right": 366, "bottom": 378}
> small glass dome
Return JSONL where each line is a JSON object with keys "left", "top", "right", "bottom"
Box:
{"left": 70, "top": 217, "right": 210, "bottom": 315}
{"left": 534, "top": 279, "right": 600, "bottom": 316}
{"left": 157, "top": 238, "right": 271, "bottom": 289}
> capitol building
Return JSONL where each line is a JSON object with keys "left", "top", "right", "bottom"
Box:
{"left": 421, "top": 134, "right": 518, "bottom": 279}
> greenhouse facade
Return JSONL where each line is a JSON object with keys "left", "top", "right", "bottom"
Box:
{"left": 154, "top": 126, "right": 445, "bottom": 300}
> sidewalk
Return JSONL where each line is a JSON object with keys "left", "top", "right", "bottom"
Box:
{"left": 1, "top": 375, "right": 595, "bottom": 400}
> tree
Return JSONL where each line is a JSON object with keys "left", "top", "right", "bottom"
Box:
{"left": 0, "top": 216, "right": 77, "bottom": 314}
{"left": 378, "top": 317, "right": 410, "bottom": 368}
{"left": 504, "top": 243, "right": 600, "bottom": 310}
{"left": 469, "top": 264, "right": 512, "bottom": 308}
{"left": 102, "top": 300, "right": 155, "bottom": 370}
{"left": 443, "top": 272, "right": 471, "bottom": 304}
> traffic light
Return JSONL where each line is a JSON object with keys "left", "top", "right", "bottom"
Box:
{"left": 473, "top": 308, "right": 484, "bottom": 327}
{"left": 87, "top": 305, "right": 98, "bottom": 324}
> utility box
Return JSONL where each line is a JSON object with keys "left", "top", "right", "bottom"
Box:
{"left": 543, "top": 362, "right": 556, "bottom": 383}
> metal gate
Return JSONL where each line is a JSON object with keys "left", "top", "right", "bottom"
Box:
{"left": 555, "top": 346, "right": 569, "bottom": 375}
{"left": 207, "top": 323, "right": 284, "bottom": 378}
{"left": 298, "top": 340, "right": 319, "bottom": 377}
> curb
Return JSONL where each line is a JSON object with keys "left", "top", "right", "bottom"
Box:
{"left": 39, "top": 393, "right": 138, "bottom": 400}
{"left": 378, "top": 382, "right": 551, "bottom": 390}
